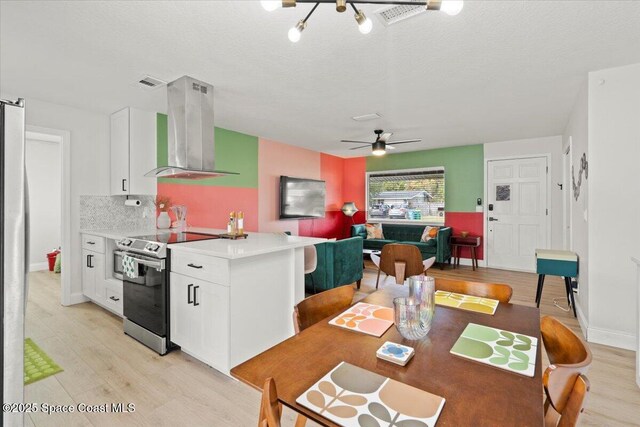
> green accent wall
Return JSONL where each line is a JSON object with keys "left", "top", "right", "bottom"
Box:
{"left": 157, "top": 113, "right": 259, "bottom": 188}
{"left": 366, "top": 145, "right": 484, "bottom": 212}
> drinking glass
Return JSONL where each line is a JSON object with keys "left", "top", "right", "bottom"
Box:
{"left": 393, "top": 275, "right": 435, "bottom": 340}
{"left": 394, "top": 297, "right": 431, "bottom": 340}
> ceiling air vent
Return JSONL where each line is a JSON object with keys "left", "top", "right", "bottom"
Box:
{"left": 138, "top": 75, "right": 167, "bottom": 90}
{"left": 375, "top": 1, "right": 426, "bottom": 26}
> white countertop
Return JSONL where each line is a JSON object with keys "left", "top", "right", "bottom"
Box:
{"left": 167, "top": 230, "right": 326, "bottom": 259}
{"left": 81, "top": 228, "right": 159, "bottom": 240}
{"left": 82, "top": 227, "right": 326, "bottom": 259}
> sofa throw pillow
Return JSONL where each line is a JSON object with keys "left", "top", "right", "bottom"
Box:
{"left": 365, "top": 223, "right": 384, "bottom": 239}
{"left": 420, "top": 226, "right": 440, "bottom": 242}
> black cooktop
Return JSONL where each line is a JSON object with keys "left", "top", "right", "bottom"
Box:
{"left": 132, "top": 232, "right": 220, "bottom": 245}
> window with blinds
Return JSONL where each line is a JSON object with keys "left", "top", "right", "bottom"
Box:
{"left": 366, "top": 167, "right": 445, "bottom": 224}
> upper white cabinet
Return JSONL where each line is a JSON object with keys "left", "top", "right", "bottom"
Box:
{"left": 110, "top": 107, "right": 157, "bottom": 196}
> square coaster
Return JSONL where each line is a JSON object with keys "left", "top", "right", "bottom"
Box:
{"left": 376, "top": 341, "right": 415, "bottom": 366}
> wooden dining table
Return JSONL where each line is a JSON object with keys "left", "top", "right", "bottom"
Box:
{"left": 231, "top": 286, "right": 544, "bottom": 426}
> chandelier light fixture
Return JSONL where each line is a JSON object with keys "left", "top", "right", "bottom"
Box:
{"left": 261, "top": 0, "right": 464, "bottom": 42}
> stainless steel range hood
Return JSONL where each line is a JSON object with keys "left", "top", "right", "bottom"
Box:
{"left": 145, "top": 75, "right": 238, "bottom": 179}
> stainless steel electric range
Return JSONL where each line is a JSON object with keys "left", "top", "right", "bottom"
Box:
{"left": 115, "top": 232, "right": 219, "bottom": 355}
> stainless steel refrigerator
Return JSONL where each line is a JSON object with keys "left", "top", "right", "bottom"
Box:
{"left": 1, "top": 97, "right": 27, "bottom": 427}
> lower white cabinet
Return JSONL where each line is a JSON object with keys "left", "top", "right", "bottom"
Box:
{"left": 82, "top": 249, "right": 104, "bottom": 301}
{"left": 170, "top": 272, "right": 229, "bottom": 371}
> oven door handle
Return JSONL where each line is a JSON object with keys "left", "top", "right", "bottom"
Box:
{"left": 129, "top": 256, "right": 165, "bottom": 271}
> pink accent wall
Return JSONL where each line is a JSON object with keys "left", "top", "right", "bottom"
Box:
{"left": 299, "top": 153, "right": 346, "bottom": 238}
{"left": 444, "top": 212, "right": 484, "bottom": 260}
{"left": 258, "top": 138, "right": 320, "bottom": 235}
{"left": 157, "top": 183, "right": 259, "bottom": 231}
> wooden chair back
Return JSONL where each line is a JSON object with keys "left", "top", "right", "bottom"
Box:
{"left": 294, "top": 285, "right": 355, "bottom": 333}
{"left": 379, "top": 244, "right": 425, "bottom": 285}
{"left": 541, "top": 316, "right": 592, "bottom": 426}
{"left": 435, "top": 278, "right": 513, "bottom": 303}
{"left": 258, "top": 377, "right": 281, "bottom": 427}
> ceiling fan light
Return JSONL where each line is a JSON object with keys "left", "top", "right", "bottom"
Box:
{"left": 372, "top": 141, "right": 386, "bottom": 156}
{"left": 261, "top": 1, "right": 280, "bottom": 12}
{"left": 288, "top": 20, "right": 306, "bottom": 43}
{"left": 441, "top": 0, "right": 464, "bottom": 16}
{"left": 354, "top": 10, "right": 372, "bottom": 34}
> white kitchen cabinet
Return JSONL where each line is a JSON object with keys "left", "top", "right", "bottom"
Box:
{"left": 82, "top": 249, "right": 104, "bottom": 302}
{"left": 170, "top": 272, "right": 229, "bottom": 371}
{"left": 110, "top": 107, "right": 157, "bottom": 196}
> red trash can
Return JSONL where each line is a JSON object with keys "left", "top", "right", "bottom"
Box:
{"left": 47, "top": 251, "right": 59, "bottom": 271}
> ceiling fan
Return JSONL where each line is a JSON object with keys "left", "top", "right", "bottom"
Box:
{"left": 341, "top": 129, "right": 421, "bottom": 156}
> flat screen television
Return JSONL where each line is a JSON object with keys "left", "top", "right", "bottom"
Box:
{"left": 279, "top": 176, "right": 326, "bottom": 219}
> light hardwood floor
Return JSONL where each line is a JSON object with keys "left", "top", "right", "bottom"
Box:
{"left": 25, "top": 264, "right": 640, "bottom": 426}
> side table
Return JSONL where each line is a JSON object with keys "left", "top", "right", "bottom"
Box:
{"left": 451, "top": 236, "right": 481, "bottom": 270}
{"left": 535, "top": 249, "right": 578, "bottom": 317}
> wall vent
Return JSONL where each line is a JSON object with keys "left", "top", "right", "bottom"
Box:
{"left": 375, "top": 1, "right": 426, "bottom": 26}
{"left": 138, "top": 75, "right": 167, "bottom": 89}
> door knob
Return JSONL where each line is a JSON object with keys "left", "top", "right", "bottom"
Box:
{"left": 489, "top": 217, "right": 499, "bottom": 222}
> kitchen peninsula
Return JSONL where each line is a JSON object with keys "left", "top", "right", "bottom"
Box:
{"left": 167, "top": 229, "right": 325, "bottom": 375}
{"left": 81, "top": 227, "right": 324, "bottom": 376}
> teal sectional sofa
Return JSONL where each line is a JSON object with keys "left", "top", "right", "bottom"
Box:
{"left": 351, "top": 223, "right": 452, "bottom": 266}
{"left": 305, "top": 237, "right": 364, "bottom": 294}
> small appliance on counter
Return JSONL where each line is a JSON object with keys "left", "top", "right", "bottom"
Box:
{"left": 115, "top": 231, "right": 219, "bottom": 355}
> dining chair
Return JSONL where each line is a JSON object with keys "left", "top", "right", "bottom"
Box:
{"left": 293, "top": 285, "right": 355, "bottom": 333}
{"left": 435, "top": 278, "right": 513, "bottom": 303}
{"left": 376, "top": 243, "right": 425, "bottom": 288}
{"left": 304, "top": 245, "right": 318, "bottom": 294}
{"left": 540, "top": 316, "right": 593, "bottom": 427}
{"left": 258, "top": 377, "right": 306, "bottom": 427}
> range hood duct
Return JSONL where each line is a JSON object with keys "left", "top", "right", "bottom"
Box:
{"left": 145, "top": 75, "right": 238, "bottom": 179}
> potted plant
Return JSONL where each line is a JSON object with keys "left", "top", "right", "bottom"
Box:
{"left": 154, "top": 195, "right": 172, "bottom": 229}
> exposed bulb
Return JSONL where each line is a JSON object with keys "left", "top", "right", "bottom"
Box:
{"left": 440, "top": 0, "right": 464, "bottom": 16}
{"left": 358, "top": 17, "right": 372, "bottom": 34}
{"left": 261, "top": 1, "right": 280, "bottom": 12}
{"left": 288, "top": 26, "right": 302, "bottom": 43}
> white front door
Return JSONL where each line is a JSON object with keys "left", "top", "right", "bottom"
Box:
{"left": 487, "top": 157, "right": 548, "bottom": 271}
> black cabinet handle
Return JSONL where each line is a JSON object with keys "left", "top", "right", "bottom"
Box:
{"left": 193, "top": 286, "right": 200, "bottom": 306}
{"left": 86, "top": 255, "right": 90, "bottom": 268}
{"left": 187, "top": 263, "right": 203, "bottom": 269}
{"left": 87, "top": 254, "right": 93, "bottom": 268}
{"left": 87, "top": 241, "right": 95, "bottom": 245}
{"left": 109, "top": 296, "right": 120, "bottom": 302}
{"left": 122, "top": 178, "right": 127, "bottom": 192}
{"left": 187, "top": 284, "right": 194, "bottom": 304}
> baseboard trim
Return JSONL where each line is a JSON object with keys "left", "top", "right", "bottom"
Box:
{"left": 67, "top": 292, "right": 89, "bottom": 306}
{"left": 576, "top": 303, "right": 588, "bottom": 338}
{"left": 29, "top": 262, "right": 49, "bottom": 272}
{"left": 587, "top": 326, "right": 636, "bottom": 351}
{"left": 451, "top": 258, "right": 486, "bottom": 268}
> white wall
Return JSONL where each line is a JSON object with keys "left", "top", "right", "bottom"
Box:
{"left": 563, "top": 82, "right": 589, "bottom": 331}
{"left": 26, "top": 138, "right": 61, "bottom": 271}
{"left": 2, "top": 92, "right": 110, "bottom": 302}
{"left": 587, "top": 63, "right": 640, "bottom": 350}
{"left": 484, "top": 135, "right": 564, "bottom": 250}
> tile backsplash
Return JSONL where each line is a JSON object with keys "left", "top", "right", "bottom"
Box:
{"left": 80, "top": 196, "right": 155, "bottom": 230}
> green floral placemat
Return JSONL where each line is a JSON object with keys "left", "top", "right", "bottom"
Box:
{"left": 24, "top": 338, "right": 63, "bottom": 385}
{"left": 450, "top": 323, "right": 537, "bottom": 377}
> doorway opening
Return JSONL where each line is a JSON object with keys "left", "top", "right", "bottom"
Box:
{"left": 25, "top": 126, "right": 71, "bottom": 305}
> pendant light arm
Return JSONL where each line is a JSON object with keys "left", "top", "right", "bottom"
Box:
{"left": 303, "top": 2, "right": 320, "bottom": 23}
